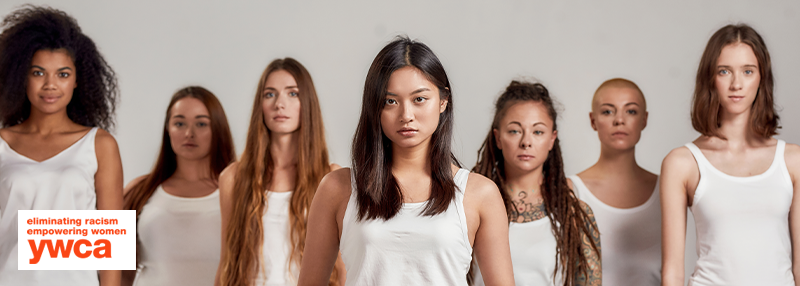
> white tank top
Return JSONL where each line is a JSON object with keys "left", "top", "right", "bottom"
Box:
{"left": 133, "top": 185, "right": 221, "bottom": 286}
{"left": 340, "top": 168, "right": 473, "bottom": 286}
{"left": 568, "top": 175, "right": 661, "bottom": 286}
{"left": 0, "top": 127, "right": 100, "bottom": 286}
{"left": 255, "top": 191, "right": 295, "bottom": 286}
{"left": 686, "top": 140, "right": 794, "bottom": 286}
{"left": 473, "top": 216, "right": 562, "bottom": 286}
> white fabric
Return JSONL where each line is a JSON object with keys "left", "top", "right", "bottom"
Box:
{"left": 685, "top": 140, "right": 794, "bottom": 286}
{"left": 568, "top": 175, "right": 661, "bottom": 286}
{"left": 340, "top": 168, "right": 473, "bottom": 286}
{"left": 255, "top": 191, "right": 295, "bottom": 286}
{"left": 0, "top": 127, "right": 100, "bottom": 286}
{"left": 133, "top": 185, "right": 221, "bottom": 286}
{"left": 473, "top": 217, "right": 562, "bottom": 286}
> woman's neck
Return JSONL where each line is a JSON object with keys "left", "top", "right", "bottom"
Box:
{"left": 391, "top": 140, "right": 432, "bottom": 177}
{"left": 172, "top": 155, "right": 213, "bottom": 182}
{"left": 717, "top": 108, "right": 760, "bottom": 147}
{"left": 504, "top": 164, "right": 544, "bottom": 195}
{"left": 20, "top": 110, "right": 75, "bottom": 134}
{"left": 589, "top": 145, "right": 643, "bottom": 177}
{"left": 270, "top": 131, "right": 299, "bottom": 168}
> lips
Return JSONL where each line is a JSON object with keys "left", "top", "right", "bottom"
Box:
{"left": 40, "top": 95, "right": 61, "bottom": 103}
{"left": 729, "top": 95, "right": 745, "bottom": 102}
{"left": 517, "top": 154, "right": 534, "bottom": 161}
{"left": 612, "top": 131, "right": 628, "bottom": 136}
{"left": 273, "top": 115, "right": 289, "bottom": 122}
{"left": 182, "top": 143, "right": 198, "bottom": 148}
{"left": 397, "top": 127, "right": 418, "bottom": 137}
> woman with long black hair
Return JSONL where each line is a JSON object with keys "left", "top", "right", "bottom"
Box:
{"left": 298, "top": 37, "right": 514, "bottom": 286}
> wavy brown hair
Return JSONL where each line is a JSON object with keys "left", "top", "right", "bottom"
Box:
{"left": 691, "top": 23, "right": 780, "bottom": 138}
{"left": 219, "top": 58, "right": 339, "bottom": 286}
{"left": 123, "top": 86, "right": 235, "bottom": 215}
{"left": 352, "top": 36, "right": 460, "bottom": 221}
{"left": 472, "top": 81, "right": 599, "bottom": 286}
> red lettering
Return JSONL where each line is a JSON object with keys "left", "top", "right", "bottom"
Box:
{"left": 28, "top": 240, "right": 48, "bottom": 264}
{"left": 26, "top": 239, "right": 113, "bottom": 263}
{"left": 93, "top": 239, "right": 111, "bottom": 258}
{"left": 46, "top": 239, "right": 74, "bottom": 259}
{"left": 74, "top": 239, "right": 92, "bottom": 258}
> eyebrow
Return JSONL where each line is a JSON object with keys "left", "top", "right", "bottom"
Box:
{"left": 387, "top": 87, "right": 431, "bottom": 96}
{"left": 717, "top": 64, "right": 758, "bottom": 69}
{"left": 31, "top": 65, "right": 74, "bottom": 71}
{"left": 172, "top": 114, "right": 211, "bottom": 119}
{"left": 508, "top": 121, "right": 547, "bottom": 127}
{"left": 264, "top": 86, "right": 298, "bottom": 91}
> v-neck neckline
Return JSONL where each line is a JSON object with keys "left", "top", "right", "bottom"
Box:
{"left": 0, "top": 127, "right": 95, "bottom": 164}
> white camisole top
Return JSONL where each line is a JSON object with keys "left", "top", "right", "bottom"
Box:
{"left": 255, "top": 191, "right": 295, "bottom": 286}
{"left": 340, "top": 168, "right": 473, "bottom": 286}
{"left": 686, "top": 140, "right": 794, "bottom": 286}
{"left": 0, "top": 127, "right": 100, "bottom": 286}
{"left": 133, "top": 185, "right": 221, "bottom": 286}
{"left": 569, "top": 175, "right": 661, "bottom": 286}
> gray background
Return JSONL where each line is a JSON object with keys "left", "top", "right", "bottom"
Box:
{"left": 4, "top": 0, "right": 799, "bottom": 282}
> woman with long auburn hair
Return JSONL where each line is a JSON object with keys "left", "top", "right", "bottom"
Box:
{"left": 121, "top": 86, "right": 236, "bottom": 286}
{"left": 569, "top": 78, "right": 660, "bottom": 286}
{"left": 0, "top": 6, "right": 122, "bottom": 286}
{"left": 661, "top": 24, "right": 800, "bottom": 285}
{"left": 471, "top": 81, "right": 601, "bottom": 286}
{"left": 215, "top": 58, "right": 344, "bottom": 286}
{"left": 298, "top": 37, "right": 514, "bottom": 286}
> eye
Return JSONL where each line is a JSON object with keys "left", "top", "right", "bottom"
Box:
{"left": 626, "top": 109, "right": 637, "bottom": 115}
{"left": 508, "top": 130, "right": 520, "bottom": 134}
{"left": 414, "top": 97, "right": 427, "bottom": 103}
{"left": 533, "top": 130, "right": 544, "bottom": 135}
{"left": 601, "top": 110, "right": 612, "bottom": 115}
{"left": 263, "top": 92, "right": 275, "bottom": 98}
{"left": 173, "top": 122, "right": 184, "bottom": 127}
{"left": 197, "top": 122, "right": 208, "bottom": 127}
{"left": 718, "top": 69, "right": 729, "bottom": 75}
{"left": 32, "top": 70, "right": 44, "bottom": 76}
{"left": 744, "top": 70, "right": 754, "bottom": 75}
{"left": 385, "top": 98, "right": 397, "bottom": 105}
{"left": 58, "top": 72, "right": 70, "bottom": 78}
{"left": 289, "top": 91, "right": 299, "bottom": 97}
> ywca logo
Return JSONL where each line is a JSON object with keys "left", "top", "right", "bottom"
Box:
{"left": 18, "top": 210, "right": 136, "bottom": 270}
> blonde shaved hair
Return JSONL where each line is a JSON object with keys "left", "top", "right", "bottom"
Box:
{"left": 592, "top": 78, "right": 646, "bottom": 111}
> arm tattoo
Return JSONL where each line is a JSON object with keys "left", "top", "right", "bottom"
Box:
{"left": 509, "top": 190, "right": 547, "bottom": 223}
{"left": 575, "top": 204, "right": 602, "bottom": 286}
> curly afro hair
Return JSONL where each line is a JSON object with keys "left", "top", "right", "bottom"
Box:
{"left": 0, "top": 5, "right": 118, "bottom": 130}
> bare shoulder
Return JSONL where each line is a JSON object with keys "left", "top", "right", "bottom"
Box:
{"left": 662, "top": 146, "right": 698, "bottom": 171}
{"left": 318, "top": 167, "right": 353, "bottom": 200}
{"left": 94, "top": 128, "right": 120, "bottom": 156}
{"left": 330, "top": 163, "right": 342, "bottom": 171}
{"left": 218, "top": 162, "right": 239, "bottom": 196}
{"left": 464, "top": 172, "right": 500, "bottom": 200}
{"left": 123, "top": 174, "right": 149, "bottom": 196}
{"left": 578, "top": 199, "right": 595, "bottom": 216}
{"left": 785, "top": 143, "right": 800, "bottom": 178}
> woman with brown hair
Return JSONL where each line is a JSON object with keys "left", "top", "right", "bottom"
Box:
{"left": 661, "top": 24, "right": 800, "bottom": 285}
{"left": 122, "top": 86, "right": 236, "bottom": 286}
{"left": 471, "top": 81, "right": 601, "bottom": 286}
{"left": 215, "top": 58, "right": 344, "bottom": 286}
{"left": 298, "top": 37, "right": 513, "bottom": 286}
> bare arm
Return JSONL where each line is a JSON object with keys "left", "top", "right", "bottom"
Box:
{"left": 120, "top": 175, "right": 146, "bottom": 286}
{"left": 214, "top": 163, "right": 237, "bottom": 286}
{"left": 661, "top": 147, "right": 698, "bottom": 286}
{"left": 298, "top": 169, "right": 351, "bottom": 286}
{"left": 94, "top": 129, "right": 123, "bottom": 286}
{"left": 575, "top": 201, "right": 601, "bottom": 286}
{"left": 785, "top": 144, "right": 800, "bottom": 285}
{"left": 468, "top": 174, "right": 514, "bottom": 286}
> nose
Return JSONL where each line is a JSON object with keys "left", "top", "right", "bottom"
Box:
{"left": 730, "top": 72, "right": 743, "bottom": 91}
{"left": 519, "top": 131, "right": 533, "bottom": 149}
{"left": 400, "top": 102, "right": 414, "bottom": 123}
{"left": 613, "top": 113, "right": 625, "bottom": 126}
{"left": 185, "top": 124, "right": 195, "bottom": 138}
{"left": 274, "top": 93, "right": 287, "bottom": 110}
{"left": 43, "top": 74, "right": 56, "bottom": 90}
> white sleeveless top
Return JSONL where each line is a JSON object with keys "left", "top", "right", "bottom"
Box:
{"left": 569, "top": 175, "right": 661, "bottom": 286}
{"left": 255, "top": 191, "right": 295, "bottom": 286}
{"left": 133, "top": 185, "right": 221, "bottom": 286}
{"left": 473, "top": 217, "right": 562, "bottom": 286}
{"left": 0, "top": 127, "right": 100, "bottom": 286}
{"left": 686, "top": 140, "right": 794, "bottom": 286}
{"left": 340, "top": 168, "right": 473, "bottom": 286}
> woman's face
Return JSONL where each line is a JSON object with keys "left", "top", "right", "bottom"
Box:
{"left": 590, "top": 86, "right": 647, "bottom": 151}
{"left": 381, "top": 66, "right": 447, "bottom": 150}
{"left": 494, "top": 101, "right": 557, "bottom": 174}
{"left": 714, "top": 42, "right": 760, "bottom": 116}
{"left": 26, "top": 49, "right": 77, "bottom": 116}
{"left": 168, "top": 97, "right": 213, "bottom": 161}
{"left": 262, "top": 69, "right": 301, "bottom": 134}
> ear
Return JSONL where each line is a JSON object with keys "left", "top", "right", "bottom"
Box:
{"left": 642, "top": 111, "right": 649, "bottom": 130}
{"left": 493, "top": 128, "right": 502, "bottom": 150}
{"left": 439, "top": 98, "right": 448, "bottom": 113}
{"left": 548, "top": 129, "right": 558, "bottom": 151}
{"left": 589, "top": 112, "right": 597, "bottom": 131}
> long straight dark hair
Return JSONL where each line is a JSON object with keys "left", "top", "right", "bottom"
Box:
{"left": 352, "top": 36, "right": 460, "bottom": 221}
{"left": 124, "top": 86, "right": 236, "bottom": 215}
{"left": 472, "top": 81, "right": 599, "bottom": 286}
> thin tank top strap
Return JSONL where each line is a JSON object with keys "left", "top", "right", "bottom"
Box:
{"left": 452, "top": 168, "right": 471, "bottom": 251}
{"left": 776, "top": 140, "right": 793, "bottom": 188}
{"left": 684, "top": 142, "right": 710, "bottom": 174}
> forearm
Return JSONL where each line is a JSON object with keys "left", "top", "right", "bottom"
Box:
{"left": 99, "top": 269, "right": 121, "bottom": 286}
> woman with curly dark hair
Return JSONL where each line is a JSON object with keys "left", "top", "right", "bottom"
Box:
{"left": 0, "top": 5, "right": 123, "bottom": 286}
